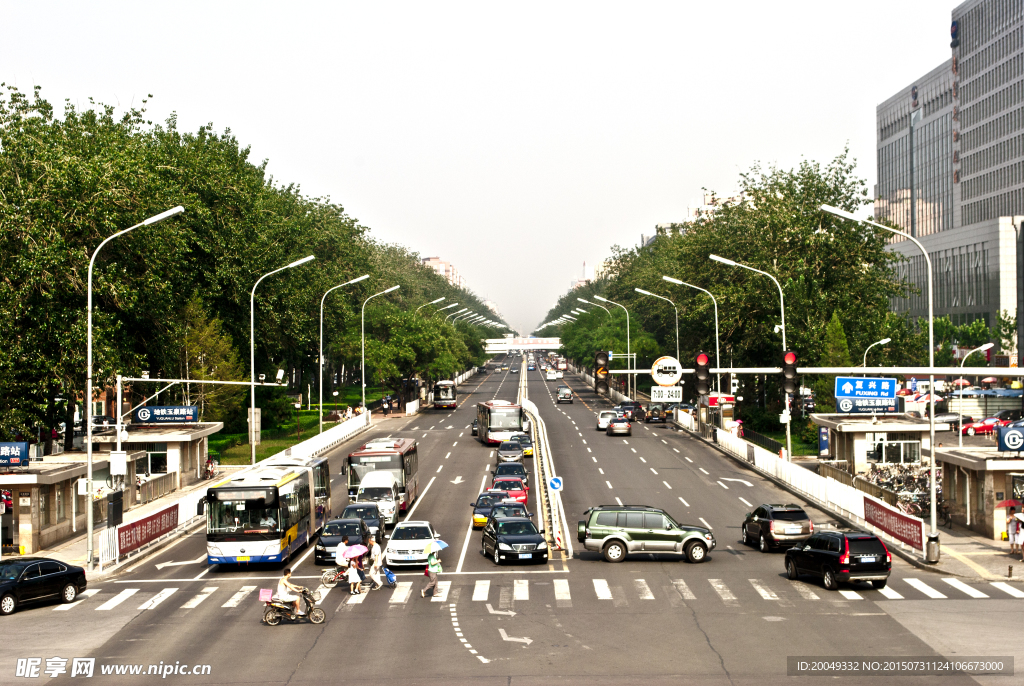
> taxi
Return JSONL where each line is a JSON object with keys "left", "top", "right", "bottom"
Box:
{"left": 490, "top": 476, "right": 528, "bottom": 504}
{"left": 470, "top": 490, "right": 510, "bottom": 529}
{"left": 509, "top": 433, "right": 534, "bottom": 457}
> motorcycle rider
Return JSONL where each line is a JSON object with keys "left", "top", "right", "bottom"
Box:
{"left": 277, "top": 568, "right": 304, "bottom": 616}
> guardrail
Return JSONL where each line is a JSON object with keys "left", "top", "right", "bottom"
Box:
{"left": 139, "top": 472, "right": 175, "bottom": 505}
{"left": 268, "top": 411, "right": 371, "bottom": 462}
{"left": 818, "top": 463, "right": 899, "bottom": 507}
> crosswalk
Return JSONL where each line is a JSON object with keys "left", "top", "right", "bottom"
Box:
{"left": 48, "top": 575, "right": 1024, "bottom": 616}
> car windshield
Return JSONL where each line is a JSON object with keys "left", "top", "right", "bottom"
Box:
{"left": 358, "top": 487, "right": 393, "bottom": 501}
{"left": 494, "top": 480, "right": 522, "bottom": 490}
{"left": 600, "top": 412, "right": 616, "bottom": 418}
{"left": 323, "top": 522, "right": 361, "bottom": 536}
{"left": 0, "top": 563, "right": 26, "bottom": 581}
{"left": 849, "top": 538, "right": 887, "bottom": 555}
{"left": 491, "top": 506, "right": 525, "bottom": 518}
{"left": 498, "top": 521, "right": 539, "bottom": 536}
{"left": 391, "top": 526, "right": 432, "bottom": 541}
{"left": 496, "top": 464, "right": 525, "bottom": 475}
{"left": 476, "top": 494, "right": 505, "bottom": 507}
{"left": 611, "top": 418, "right": 627, "bottom": 424}
{"left": 772, "top": 511, "right": 808, "bottom": 522}
{"left": 342, "top": 506, "right": 378, "bottom": 520}
{"left": 498, "top": 442, "right": 521, "bottom": 451}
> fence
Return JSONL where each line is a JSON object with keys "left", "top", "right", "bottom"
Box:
{"left": 712, "top": 426, "right": 926, "bottom": 552}
{"left": 405, "top": 399, "right": 420, "bottom": 415}
{"left": 138, "top": 472, "right": 175, "bottom": 505}
{"left": 742, "top": 428, "right": 784, "bottom": 454}
{"left": 819, "top": 462, "right": 899, "bottom": 506}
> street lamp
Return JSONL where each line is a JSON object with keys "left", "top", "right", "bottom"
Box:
{"left": 862, "top": 337, "right": 892, "bottom": 376}
{"left": 250, "top": 254, "right": 315, "bottom": 465}
{"left": 578, "top": 297, "right": 609, "bottom": 314}
{"left": 562, "top": 314, "right": 577, "bottom": 321}
{"left": 958, "top": 342, "right": 995, "bottom": 448}
{"left": 821, "top": 203, "right": 940, "bottom": 554}
{"left": 445, "top": 307, "right": 469, "bottom": 323}
{"left": 594, "top": 295, "right": 632, "bottom": 399}
{"left": 416, "top": 297, "right": 445, "bottom": 312}
{"left": 663, "top": 276, "right": 721, "bottom": 394}
{"left": 86, "top": 205, "right": 184, "bottom": 569}
{"left": 319, "top": 274, "right": 369, "bottom": 433}
{"left": 709, "top": 254, "right": 790, "bottom": 458}
{"left": 362, "top": 285, "right": 400, "bottom": 409}
{"left": 635, "top": 288, "right": 679, "bottom": 363}
{"left": 434, "top": 303, "right": 459, "bottom": 317}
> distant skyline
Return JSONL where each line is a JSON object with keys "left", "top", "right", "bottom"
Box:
{"left": 1, "top": 1, "right": 962, "bottom": 334}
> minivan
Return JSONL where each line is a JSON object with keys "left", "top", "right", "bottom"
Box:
{"left": 355, "top": 471, "right": 400, "bottom": 524}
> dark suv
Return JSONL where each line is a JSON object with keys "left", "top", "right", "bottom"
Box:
{"left": 644, "top": 403, "right": 667, "bottom": 423}
{"left": 785, "top": 531, "right": 891, "bottom": 590}
{"left": 615, "top": 402, "right": 645, "bottom": 421}
{"left": 578, "top": 505, "right": 716, "bottom": 563}
{"left": 742, "top": 504, "right": 813, "bottom": 552}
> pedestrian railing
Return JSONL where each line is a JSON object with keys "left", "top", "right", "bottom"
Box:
{"left": 270, "top": 411, "right": 371, "bottom": 463}
{"left": 742, "top": 428, "right": 784, "bottom": 455}
{"left": 139, "top": 472, "right": 175, "bottom": 505}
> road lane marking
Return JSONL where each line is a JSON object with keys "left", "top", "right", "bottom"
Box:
{"left": 403, "top": 476, "right": 436, "bottom": 521}
{"left": 663, "top": 481, "right": 673, "bottom": 490}
{"left": 699, "top": 517, "right": 712, "bottom": 529}
{"left": 587, "top": 447, "right": 592, "bottom": 452}
{"left": 679, "top": 497, "right": 689, "bottom": 506}
{"left": 717, "top": 481, "right": 729, "bottom": 489}
{"left": 739, "top": 497, "right": 753, "bottom": 507}
{"left": 179, "top": 587, "right": 218, "bottom": 609}
{"left": 749, "top": 579, "right": 778, "bottom": 600}
{"left": 990, "top": 582, "right": 1024, "bottom": 598}
{"left": 838, "top": 590, "right": 863, "bottom": 600}
{"left": 634, "top": 579, "right": 655, "bottom": 600}
{"left": 553, "top": 578, "right": 571, "bottom": 601}
{"left": 96, "top": 589, "right": 139, "bottom": 611}
{"left": 348, "top": 589, "right": 369, "bottom": 604}
{"left": 685, "top": 457, "right": 693, "bottom": 463}
{"left": 672, "top": 579, "right": 696, "bottom": 599}
{"left": 431, "top": 581, "right": 452, "bottom": 602}
{"left": 606, "top": 481, "right": 613, "bottom": 489}
{"left": 942, "top": 578, "right": 988, "bottom": 598}
{"left": 650, "top": 468, "right": 658, "bottom": 475}
{"left": 591, "top": 456, "right": 597, "bottom": 462}
{"left": 698, "top": 467, "right": 709, "bottom": 474}
{"left": 631, "top": 448, "right": 637, "bottom": 453}
{"left": 622, "top": 440, "right": 628, "bottom": 444}
{"left": 221, "top": 585, "right": 256, "bottom": 608}
{"left": 445, "top": 452, "right": 452, "bottom": 459}
{"left": 313, "top": 584, "right": 332, "bottom": 606}
{"left": 54, "top": 588, "right": 100, "bottom": 610}
{"left": 598, "top": 468, "right": 604, "bottom": 474}
{"left": 581, "top": 440, "right": 587, "bottom": 445}
{"left": 514, "top": 579, "right": 529, "bottom": 600}
{"left": 708, "top": 579, "right": 736, "bottom": 602}
{"left": 615, "top": 497, "right": 623, "bottom": 505}
{"left": 437, "top": 465, "right": 444, "bottom": 473}
{"left": 672, "top": 448, "right": 679, "bottom": 453}
{"left": 651, "top": 432, "right": 658, "bottom": 437}
{"left": 875, "top": 585, "right": 903, "bottom": 600}
{"left": 791, "top": 582, "right": 820, "bottom": 600}
{"left": 453, "top": 442, "right": 458, "bottom": 447}
{"left": 456, "top": 474, "right": 490, "bottom": 573}
{"left": 473, "top": 580, "right": 490, "bottom": 601}
{"left": 593, "top": 579, "right": 613, "bottom": 600}
{"left": 904, "top": 578, "right": 946, "bottom": 598}
{"left": 390, "top": 582, "right": 413, "bottom": 604}
{"left": 661, "top": 439, "right": 667, "bottom": 444}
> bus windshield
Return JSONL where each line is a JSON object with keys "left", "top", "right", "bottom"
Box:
{"left": 208, "top": 500, "right": 280, "bottom": 533}
{"left": 436, "top": 386, "right": 455, "bottom": 400}
{"left": 489, "top": 409, "right": 522, "bottom": 429}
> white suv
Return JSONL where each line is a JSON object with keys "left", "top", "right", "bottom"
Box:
{"left": 384, "top": 520, "right": 442, "bottom": 567}
{"left": 546, "top": 370, "right": 558, "bottom": 381}
{"left": 596, "top": 410, "right": 620, "bottom": 430}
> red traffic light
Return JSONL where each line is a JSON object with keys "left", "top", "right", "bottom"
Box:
{"left": 784, "top": 351, "right": 797, "bottom": 365}
{"left": 696, "top": 353, "right": 709, "bottom": 366}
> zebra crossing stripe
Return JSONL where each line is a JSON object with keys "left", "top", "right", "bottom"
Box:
{"left": 990, "top": 582, "right": 1024, "bottom": 598}
{"left": 54, "top": 589, "right": 100, "bottom": 611}
{"left": 473, "top": 579, "right": 490, "bottom": 601}
{"left": 138, "top": 588, "right": 178, "bottom": 610}
{"left": 96, "top": 589, "right": 139, "bottom": 611}
{"left": 180, "top": 587, "right": 218, "bottom": 609}
{"left": 838, "top": 590, "right": 863, "bottom": 600}
{"left": 708, "top": 579, "right": 736, "bottom": 601}
{"left": 348, "top": 589, "right": 368, "bottom": 604}
{"left": 431, "top": 581, "right": 452, "bottom": 602}
{"left": 941, "top": 578, "right": 988, "bottom": 598}
{"left": 313, "top": 585, "right": 332, "bottom": 606}
{"left": 671, "top": 579, "right": 695, "bottom": 600}
{"left": 221, "top": 585, "right": 257, "bottom": 608}
{"left": 634, "top": 579, "right": 655, "bottom": 600}
{"left": 749, "top": 579, "right": 779, "bottom": 601}
{"left": 593, "top": 579, "right": 613, "bottom": 600}
{"left": 514, "top": 579, "right": 529, "bottom": 601}
{"left": 390, "top": 582, "right": 413, "bottom": 604}
{"left": 904, "top": 578, "right": 946, "bottom": 599}
{"left": 875, "top": 585, "right": 903, "bottom": 600}
{"left": 553, "top": 579, "right": 571, "bottom": 601}
{"left": 791, "top": 582, "right": 820, "bottom": 601}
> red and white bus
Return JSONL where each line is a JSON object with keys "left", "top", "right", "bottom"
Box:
{"left": 476, "top": 400, "right": 527, "bottom": 445}
{"left": 433, "top": 380, "right": 457, "bottom": 409}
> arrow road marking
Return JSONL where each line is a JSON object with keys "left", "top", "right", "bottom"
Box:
{"left": 451, "top": 476, "right": 464, "bottom": 485}
{"left": 722, "top": 478, "right": 753, "bottom": 487}
{"left": 499, "top": 628, "right": 532, "bottom": 645}
{"left": 485, "top": 603, "right": 516, "bottom": 617}
{"left": 155, "top": 554, "right": 206, "bottom": 570}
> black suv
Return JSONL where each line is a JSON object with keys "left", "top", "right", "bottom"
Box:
{"left": 742, "top": 504, "right": 813, "bottom": 552}
{"left": 644, "top": 403, "right": 668, "bottom": 423}
{"left": 615, "top": 402, "right": 645, "bottom": 421}
{"left": 785, "top": 531, "right": 891, "bottom": 590}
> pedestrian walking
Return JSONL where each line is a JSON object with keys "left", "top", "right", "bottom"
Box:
{"left": 335, "top": 535, "right": 350, "bottom": 574}
{"left": 346, "top": 557, "right": 362, "bottom": 595}
{"left": 1014, "top": 513, "right": 1024, "bottom": 562}
{"left": 367, "top": 535, "right": 383, "bottom": 590}
{"left": 383, "top": 396, "right": 390, "bottom": 417}
{"left": 421, "top": 550, "right": 442, "bottom": 598}
{"left": 1009, "top": 508, "right": 1020, "bottom": 555}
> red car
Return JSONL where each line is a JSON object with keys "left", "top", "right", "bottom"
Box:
{"left": 960, "top": 417, "right": 1006, "bottom": 436}
{"left": 491, "top": 477, "right": 528, "bottom": 504}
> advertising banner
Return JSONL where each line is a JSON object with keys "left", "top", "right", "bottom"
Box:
{"left": 117, "top": 505, "right": 179, "bottom": 555}
{"left": 863, "top": 498, "right": 924, "bottom": 550}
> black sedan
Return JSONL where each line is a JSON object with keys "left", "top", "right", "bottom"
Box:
{"left": 492, "top": 462, "right": 530, "bottom": 489}
{"left": 340, "top": 502, "right": 385, "bottom": 538}
{"left": 481, "top": 517, "right": 548, "bottom": 565}
{"left": 314, "top": 518, "right": 370, "bottom": 565}
{"left": 0, "top": 558, "right": 87, "bottom": 615}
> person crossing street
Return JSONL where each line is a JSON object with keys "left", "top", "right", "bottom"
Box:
{"left": 421, "top": 549, "right": 442, "bottom": 598}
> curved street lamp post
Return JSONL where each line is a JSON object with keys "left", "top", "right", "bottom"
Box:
{"left": 319, "top": 274, "right": 369, "bottom": 433}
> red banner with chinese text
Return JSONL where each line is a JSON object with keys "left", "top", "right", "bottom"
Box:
{"left": 117, "top": 505, "right": 179, "bottom": 555}
{"left": 863, "top": 498, "right": 924, "bottom": 550}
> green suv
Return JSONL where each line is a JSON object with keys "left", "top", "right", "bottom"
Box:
{"left": 577, "top": 505, "right": 716, "bottom": 563}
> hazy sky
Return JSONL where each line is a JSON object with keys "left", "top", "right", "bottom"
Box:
{"left": 2, "top": 1, "right": 961, "bottom": 334}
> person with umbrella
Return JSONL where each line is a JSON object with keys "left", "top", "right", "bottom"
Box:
{"left": 1008, "top": 507, "right": 1020, "bottom": 556}
{"left": 343, "top": 544, "right": 369, "bottom": 594}
{"left": 420, "top": 539, "right": 448, "bottom": 598}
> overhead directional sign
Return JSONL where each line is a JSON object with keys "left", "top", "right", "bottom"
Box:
{"left": 650, "top": 386, "right": 683, "bottom": 402}
{"left": 651, "top": 356, "right": 683, "bottom": 386}
{"left": 834, "top": 376, "right": 898, "bottom": 414}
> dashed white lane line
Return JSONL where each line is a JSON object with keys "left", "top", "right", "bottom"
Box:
{"left": 459, "top": 433, "right": 464, "bottom": 438}
{"left": 437, "top": 465, "right": 444, "bottom": 473}
{"left": 422, "top": 433, "right": 428, "bottom": 438}
{"left": 639, "top": 457, "right": 647, "bottom": 463}
{"left": 739, "top": 497, "right": 753, "bottom": 507}
{"left": 453, "top": 442, "right": 458, "bottom": 447}
{"left": 606, "top": 481, "right": 613, "bottom": 489}
{"left": 631, "top": 448, "right": 637, "bottom": 454}
{"left": 685, "top": 457, "right": 693, "bottom": 463}
{"left": 717, "top": 481, "right": 729, "bottom": 489}
{"left": 598, "top": 468, "right": 605, "bottom": 475}
{"left": 698, "top": 467, "right": 709, "bottom": 474}
{"left": 699, "top": 517, "right": 713, "bottom": 529}
{"left": 445, "top": 452, "right": 451, "bottom": 459}
{"left": 591, "top": 456, "right": 597, "bottom": 462}
{"left": 615, "top": 497, "right": 623, "bottom": 506}
{"left": 663, "top": 481, "right": 673, "bottom": 490}
{"left": 672, "top": 448, "right": 679, "bottom": 453}
{"left": 650, "top": 468, "right": 658, "bottom": 475}
{"left": 679, "top": 497, "right": 690, "bottom": 507}
{"left": 582, "top": 440, "right": 587, "bottom": 445}
{"left": 661, "top": 439, "right": 667, "bottom": 444}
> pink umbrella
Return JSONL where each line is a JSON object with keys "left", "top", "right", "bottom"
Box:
{"left": 343, "top": 544, "right": 368, "bottom": 558}
{"left": 952, "top": 378, "right": 971, "bottom": 386}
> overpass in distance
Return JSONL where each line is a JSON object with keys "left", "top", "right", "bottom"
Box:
{"left": 483, "top": 336, "right": 562, "bottom": 353}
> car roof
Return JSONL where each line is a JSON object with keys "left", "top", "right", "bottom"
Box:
{"left": 494, "top": 516, "right": 533, "bottom": 524}
{"left": 327, "top": 517, "right": 364, "bottom": 524}
{"left": 765, "top": 503, "right": 805, "bottom": 510}
{"left": 394, "top": 520, "right": 431, "bottom": 527}
{"left": 586, "top": 505, "right": 659, "bottom": 512}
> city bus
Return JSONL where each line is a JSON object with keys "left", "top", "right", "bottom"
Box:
{"left": 343, "top": 438, "right": 419, "bottom": 516}
{"left": 433, "top": 380, "right": 457, "bottom": 409}
{"left": 205, "top": 455, "right": 331, "bottom": 565}
{"left": 476, "top": 400, "right": 528, "bottom": 445}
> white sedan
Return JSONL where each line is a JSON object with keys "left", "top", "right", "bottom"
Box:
{"left": 384, "top": 520, "right": 442, "bottom": 567}
{"left": 596, "top": 410, "right": 620, "bottom": 430}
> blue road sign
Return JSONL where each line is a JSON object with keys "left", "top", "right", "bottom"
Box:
{"left": 998, "top": 426, "right": 1024, "bottom": 452}
{"left": 835, "top": 376, "right": 898, "bottom": 399}
{"left": 0, "top": 442, "right": 29, "bottom": 467}
{"left": 548, "top": 476, "right": 563, "bottom": 491}
{"left": 818, "top": 427, "right": 829, "bottom": 457}
{"left": 909, "top": 377, "right": 918, "bottom": 392}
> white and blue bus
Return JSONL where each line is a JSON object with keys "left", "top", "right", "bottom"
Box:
{"left": 205, "top": 455, "right": 331, "bottom": 565}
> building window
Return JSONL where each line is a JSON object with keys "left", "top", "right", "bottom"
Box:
{"left": 39, "top": 486, "right": 50, "bottom": 527}
{"left": 55, "top": 484, "right": 65, "bottom": 522}
{"left": 145, "top": 443, "right": 168, "bottom": 474}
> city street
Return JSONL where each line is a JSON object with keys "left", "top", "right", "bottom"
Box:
{"left": 2, "top": 358, "right": 1020, "bottom": 685}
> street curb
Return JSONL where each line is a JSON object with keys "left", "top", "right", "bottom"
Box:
{"left": 669, "top": 421, "right": 967, "bottom": 579}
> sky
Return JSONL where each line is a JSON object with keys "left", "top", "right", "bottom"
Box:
{"left": 1, "top": 1, "right": 963, "bottom": 335}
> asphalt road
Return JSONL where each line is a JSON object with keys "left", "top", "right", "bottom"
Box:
{"left": 4, "top": 355, "right": 1022, "bottom": 686}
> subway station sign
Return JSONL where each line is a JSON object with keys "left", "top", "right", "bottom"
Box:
{"left": 834, "top": 376, "right": 898, "bottom": 414}
{"left": 134, "top": 406, "right": 198, "bottom": 423}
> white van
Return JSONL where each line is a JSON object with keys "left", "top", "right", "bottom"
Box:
{"left": 356, "top": 471, "right": 400, "bottom": 524}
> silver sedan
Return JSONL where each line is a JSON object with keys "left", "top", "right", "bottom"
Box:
{"left": 605, "top": 417, "right": 632, "bottom": 436}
